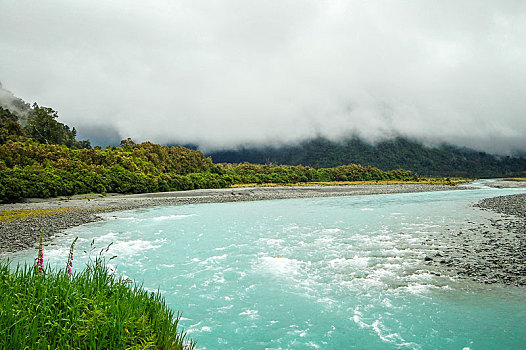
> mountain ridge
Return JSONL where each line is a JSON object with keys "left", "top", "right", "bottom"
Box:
{"left": 206, "top": 137, "right": 526, "bottom": 178}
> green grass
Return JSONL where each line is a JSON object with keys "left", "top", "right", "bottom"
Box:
{"left": 230, "top": 177, "right": 471, "bottom": 188}
{"left": 0, "top": 258, "right": 195, "bottom": 349}
{"left": 504, "top": 177, "right": 526, "bottom": 181}
{"left": 0, "top": 208, "right": 78, "bottom": 223}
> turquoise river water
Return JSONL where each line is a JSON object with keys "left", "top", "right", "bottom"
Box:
{"left": 6, "top": 185, "right": 526, "bottom": 349}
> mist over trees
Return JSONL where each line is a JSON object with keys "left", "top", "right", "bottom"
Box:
{"left": 207, "top": 137, "right": 526, "bottom": 178}
{"left": 24, "top": 104, "right": 91, "bottom": 149}
{"left": 0, "top": 89, "right": 91, "bottom": 150}
{"left": 0, "top": 90, "right": 419, "bottom": 203}
{"left": 0, "top": 107, "right": 24, "bottom": 144}
{"left": 1, "top": 84, "right": 524, "bottom": 204}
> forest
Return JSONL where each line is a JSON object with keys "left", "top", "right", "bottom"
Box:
{"left": 0, "top": 103, "right": 417, "bottom": 203}
{"left": 0, "top": 139, "right": 417, "bottom": 203}
{"left": 207, "top": 137, "right": 526, "bottom": 178}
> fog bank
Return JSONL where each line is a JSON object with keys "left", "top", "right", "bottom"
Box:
{"left": 1, "top": 1, "right": 525, "bottom": 154}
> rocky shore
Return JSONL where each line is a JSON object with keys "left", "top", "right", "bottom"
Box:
{"left": 0, "top": 183, "right": 459, "bottom": 254}
{"left": 424, "top": 192, "right": 526, "bottom": 286}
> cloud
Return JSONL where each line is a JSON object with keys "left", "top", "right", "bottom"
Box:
{"left": 75, "top": 124, "right": 122, "bottom": 148}
{"left": 0, "top": 0, "right": 525, "bottom": 154}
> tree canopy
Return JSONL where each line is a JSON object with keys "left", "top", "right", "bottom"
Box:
{"left": 208, "top": 137, "right": 526, "bottom": 178}
{"left": 24, "top": 104, "right": 90, "bottom": 149}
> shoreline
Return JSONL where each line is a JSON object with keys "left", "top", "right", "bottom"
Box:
{"left": 1, "top": 182, "right": 525, "bottom": 287}
{"left": 0, "top": 183, "right": 462, "bottom": 253}
{"left": 422, "top": 192, "right": 526, "bottom": 286}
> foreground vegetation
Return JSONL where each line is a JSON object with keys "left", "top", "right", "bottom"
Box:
{"left": 0, "top": 257, "right": 194, "bottom": 349}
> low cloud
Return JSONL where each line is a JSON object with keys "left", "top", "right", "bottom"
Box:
{"left": 1, "top": 1, "right": 525, "bottom": 154}
{"left": 75, "top": 124, "right": 122, "bottom": 148}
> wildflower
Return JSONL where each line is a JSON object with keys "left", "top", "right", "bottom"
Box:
{"left": 66, "top": 237, "right": 79, "bottom": 276}
{"left": 35, "top": 229, "right": 44, "bottom": 274}
{"left": 39, "top": 250, "right": 44, "bottom": 274}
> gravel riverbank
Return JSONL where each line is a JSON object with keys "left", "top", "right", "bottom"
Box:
{"left": 424, "top": 192, "right": 526, "bottom": 286}
{"left": 0, "top": 183, "right": 459, "bottom": 254}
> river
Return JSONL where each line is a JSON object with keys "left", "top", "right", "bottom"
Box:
{"left": 6, "top": 185, "right": 526, "bottom": 349}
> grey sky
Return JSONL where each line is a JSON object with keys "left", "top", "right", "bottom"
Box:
{"left": 1, "top": 1, "right": 525, "bottom": 154}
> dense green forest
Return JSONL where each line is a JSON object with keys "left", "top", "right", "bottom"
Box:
{"left": 207, "top": 137, "right": 526, "bottom": 178}
{"left": 0, "top": 94, "right": 417, "bottom": 202}
{"left": 0, "top": 139, "right": 416, "bottom": 203}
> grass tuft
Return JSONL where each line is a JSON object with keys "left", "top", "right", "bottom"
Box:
{"left": 0, "top": 258, "right": 195, "bottom": 349}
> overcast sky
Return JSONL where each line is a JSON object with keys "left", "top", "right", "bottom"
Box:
{"left": 1, "top": 1, "right": 525, "bottom": 154}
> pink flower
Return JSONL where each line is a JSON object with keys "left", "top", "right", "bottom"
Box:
{"left": 66, "top": 237, "right": 79, "bottom": 276}
{"left": 39, "top": 251, "right": 44, "bottom": 274}
{"left": 36, "top": 230, "right": 44, "bottom": 275}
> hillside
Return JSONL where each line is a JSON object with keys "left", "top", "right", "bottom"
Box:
{"left": 1, "top": 83, "right": 91, "bottom": 150}
{"left": 0, "top": 82, "right": 31, "bottom": 125}
{"left": 207, "top": 137, "right": 526, "bottom": 178}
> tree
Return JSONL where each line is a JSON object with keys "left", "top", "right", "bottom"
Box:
{"left": 120, "top": 138, "right": 136, "bottom": 148}
{"left": 0, "top": 107, "right": 24, "bottom": 144}
{"left": 25, "top": 104, "right": 65, "bottom": 145}
{"left": 25, "top": 104, "right": 90, "bottom": 149}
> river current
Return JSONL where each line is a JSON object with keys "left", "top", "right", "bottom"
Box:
{"left": 7, "top": 184, "right": 526, "bottom": 349}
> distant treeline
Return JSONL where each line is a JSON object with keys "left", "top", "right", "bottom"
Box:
{"left": 0, "top": 140, "right": 416, "bottom": 202}
{"left": 207, "top": 137, "right": 526, "bottom": 178}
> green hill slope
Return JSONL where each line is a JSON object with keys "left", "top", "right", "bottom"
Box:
{"left": 207, "top": 137, "right": 526, "bottom": 178}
